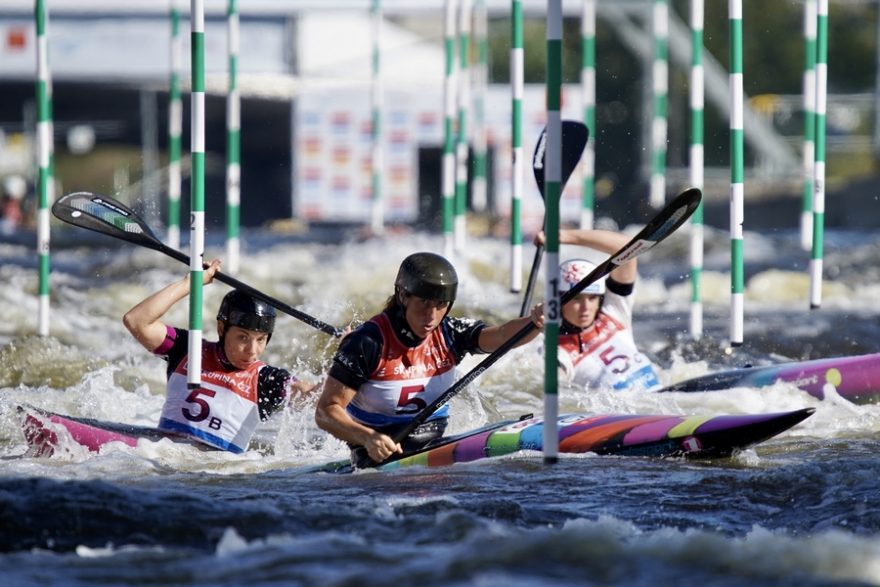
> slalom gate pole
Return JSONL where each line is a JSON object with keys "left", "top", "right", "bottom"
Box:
{"left": 35, "top": 0, "right": 53, "bottom": 337}
{"left": 453, "top": 0, "right": 472, "bottom": 253}
{"left": 167, "top": 0, "right": 183, "bottom": 250}
{"left": 543, "top": 0, "right": 563, "bottom": 465}
{"left": 689, "top": 0, "right": 705, "bottom": 340}
{"left": 809, "top": 0, "right": 828, "bottom": 309}
{"left": 226, "top": 0, "right": 241, "bottom": 273}
{"left": 650, "top": 0, "right": 668, "bottom": 209}
{"left": 580, "top": 0, "right": 596, "bottom": 230}
{"left": 472, "top": 0, "right": 488, "bottom": 213}
{"left": 442, "top": 0, "right": 458, "bottom": 258}
{"left": 801, "top": 0, "right": 817, "bottom": 252}
{"left": 370, "top": 0, "right": 385, "bottom": 235}
{"left": 188, "top": 0, "right": 206, "bottom": 388}
{"left": 509, "top": 0, "right": 524, "bottom": 293}
{"left": 729, "top": 0, "right": 745, "bottom": 347}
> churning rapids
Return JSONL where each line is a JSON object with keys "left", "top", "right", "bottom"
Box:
{"left": 1, "top": 221, "right": 880, "bottom": 586}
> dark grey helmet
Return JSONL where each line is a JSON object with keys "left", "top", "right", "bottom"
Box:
{"left": 395, "top": 252, "right": 458, "bottom": 303}
{"left": 216, "top": 290, "right": 276, "bottom": 334}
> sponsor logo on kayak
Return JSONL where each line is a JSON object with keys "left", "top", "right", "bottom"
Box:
{"left": 786, "top": 374, "right": 819, "bottom": 388}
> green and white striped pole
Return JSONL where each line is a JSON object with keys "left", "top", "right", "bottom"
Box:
{"left": 471, "top": 0, "right": 488, "bottom": 213}
{"left": 689, "top": 0, "right": 704, "bottom": 339}
{"left": 442, "top": 0, "right": 458, "bottom": 258}
{"left": 729, "top": 0, "right": 744, "bottom": 346}
{"left": 509, "top": 0, "right": 524, "bottom": 293}
{"left": 188, "top": 0, "right": 206, "bottom": 387}
{"left": 454, "top": 0, "right": 472, "bottom": 253}
{"left": 650, "top": 0, "right": 668, "bottom": 209}
{"left": 801, "top": 0, "right": 817, "bottom": 251}
{"left": 35, "top": 0, "right": 53, "bottom": 337}
{"left": 225, "top": 0, "right": 241, "bottom": 273}
{"left": 167, "top": 0, "right": 182, "bottom": 250}
{"left": 809, "top": 0, "right": 828, "bottom": 309}
{"left": 580, "top": 0, "right": 595, "bottom": 229}
{"left": 543, "top": 0, "right": 563, "bottom": 465}
{"left": 370, "top": 0, "right": 385, "bottom": 235}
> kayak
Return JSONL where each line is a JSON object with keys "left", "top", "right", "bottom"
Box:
{"left": 19, "top": 405, "right": 195, "bottom": 458}
{"left": 312, "top": 407, "right": 815, "bottom": 474}
{"left": 19, "top": 404, "right": 814, "bottom": 467}
{"left": 660, "top": 352, "right": 880, "bottom": 405}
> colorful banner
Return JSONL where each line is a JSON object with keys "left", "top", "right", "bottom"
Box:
{"left": 295, "top": 84, "right": 587, "bottom": 233}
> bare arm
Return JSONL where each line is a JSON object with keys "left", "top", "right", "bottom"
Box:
{"left": 290, "top": 378, "right": 321, "bottom": 398}
{"left": 122, "top": 259, "right": 222, "bottom": 352}
{"left": 314, "top": 376, "right": 402, "bottom": 462}
{"left": 279, "top": 377, "right": 323, "bottom": 413}
{"left": 476, "top": 303, "right": 544, "bottom": 352}
{"left": 560, "top": 228, "right": 636, "bottom": 284}
{"left": 536, "top": 228, "right": 637, "bottom": 285}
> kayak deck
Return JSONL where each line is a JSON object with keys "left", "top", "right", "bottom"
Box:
{"left": 315, "top": 407, "right": 816, "bottom": 474}
{"left": 18, "top": 404, "right": 193, "bottom": 457}
{"left": 661, "top": 352, "right": 880, "bottom": 404}
{"left": 19, "top": 404, "right": 814, "bottom": 468}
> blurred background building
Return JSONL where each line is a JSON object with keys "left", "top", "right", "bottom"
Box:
{"left": 1, "top": 0, "right": 880, "bottom": 236}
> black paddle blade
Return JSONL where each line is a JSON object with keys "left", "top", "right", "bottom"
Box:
{"left": 520, "top": 120, "right": 590, "bottom": 315}
{"left": 52, "top": 192, "right": 165, "bottom": 251}
{"left": 560, "top": 187, "right": 703, "bottom": 304}
{"left": 532, "top": 120, "right": 589, "bottom": 199}
{"left": 53, "top": 192, "right": 344, "bottom": 337}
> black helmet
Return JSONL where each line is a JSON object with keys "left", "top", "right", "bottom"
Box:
{"left": 216, "top": 290, "right": 276, "bottom": 334}
{"left": 395, "top": 252, "right": 458, "bottom": 302}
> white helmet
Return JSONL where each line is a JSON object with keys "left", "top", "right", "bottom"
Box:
{"left": 559, "top": 259, "right": 606, "bottom": 296}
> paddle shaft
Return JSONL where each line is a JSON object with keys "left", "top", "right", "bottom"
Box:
{"left": 519, "top": 244, "right": 543, "bottom": 316}
{"left": 156, "top": 242, "right": 343, "bottom": 337}
{"left": 51, "top": 191, "right": 343, "bottom": 338}
{"left": 354, "top": 187, "right": 703, "bottom": 468}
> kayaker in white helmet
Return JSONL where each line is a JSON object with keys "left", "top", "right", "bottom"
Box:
{"left": 536, "top": 229, "right": 662, "bottom": 393}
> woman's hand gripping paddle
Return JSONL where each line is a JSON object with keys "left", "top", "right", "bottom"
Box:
{"left": 51, "top": 192, "right": 344, "bottom": 337}
{"left": 353, "top": 187, "right": 703, "bottom": 469}
{"left": 519, "top": 120, "right": 589, "bottom": 316}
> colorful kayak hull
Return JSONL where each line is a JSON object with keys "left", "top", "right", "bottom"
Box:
{"left": 316, "top": 408, "right": 815, "bottom": 473}
{"left": 660, "top": 352, "right": 880, "bottom": 404}
{"left": 19, "top": 405, "right": 190, "bottom": 457}
{"left": 20, "top": 405, "right": 814, "bottom": 469}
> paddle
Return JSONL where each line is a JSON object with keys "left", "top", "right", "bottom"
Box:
{"left": 51, "top": 191, "right": 344, "bottom": 337}
{"left": 354, "top": 186, "right": 703, "bottom": 469}
{"left": 519, "top": 120, "right": 589, "bottom": 317}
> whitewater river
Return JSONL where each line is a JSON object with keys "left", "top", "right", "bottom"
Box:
{"left": 1, "top": 220, "right": 879, "bottom": 586}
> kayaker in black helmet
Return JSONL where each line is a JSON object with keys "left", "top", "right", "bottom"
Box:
{"left": 123, "top": 259, "right": 316, "bottom": 453}
{"left": 315, "top": 251, "right": 544, "bottom": 465}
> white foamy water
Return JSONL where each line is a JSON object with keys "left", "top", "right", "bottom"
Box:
{"left": 1, "top": 226, "right": 880, "bottom": 586}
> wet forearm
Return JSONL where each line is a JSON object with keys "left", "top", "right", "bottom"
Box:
{"left": 315, "top": 403, "right": 373, "bottom": 446}
{"left": 559, "top": 228, "right": 630, "bottom": 254}
{"left": 479, "top": 315, "right": 540, "bottom": 352}
{"left": 559, "top": 229, "right": 637, "bottom": 283}
{"left": 124, "top": 277, "right": 190, "bottom": 328}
